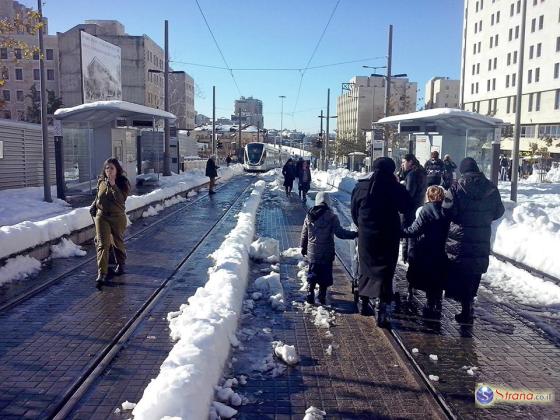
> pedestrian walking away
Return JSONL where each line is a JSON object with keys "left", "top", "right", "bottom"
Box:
{"left": 282, "top": 158, "right": 296, "bottom": 196}
{"left": 425, "top": 150, "right": 445, "bottom": 187}
{"left": 89, "top": 158, "right": 131, "bottom": 288}
{"left": 442, "top": 157, "right": 505, "bottom": 324}
{"left": 400, "top": 153, "right": 427, "bottom": 272}
{"left": 301, "top": 192, "right": 357, "bottom": 305}
{"left": 295, "top": 157, "right": 304, "bottom": 197}
{"left": 499, "top": 154, "right": 509, "bottom": 181}
{"left": 206, "top": 155, "right": 219, "bottom": 194}
{"left": 442, "top": 154, "right": 457, "bottom": 189}
{"left": 298, "top": 160, "right": 312, "bottom": 203}
{"left": 351, "top": 157, "right": 413, "bottom": 328}
{"left": 401, "top": 185, "right": 450, "bottom": 319}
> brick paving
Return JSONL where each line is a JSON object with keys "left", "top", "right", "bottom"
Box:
{"left": 0, "top": 176, "right": 254, "bottom": 419}
{"left": 228, "top": 187, "right": 445, "bottom": 419}
{"left": 327, "top": 187, "right": 560, "bottom": 419}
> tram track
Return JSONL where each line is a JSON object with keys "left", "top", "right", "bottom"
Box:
{"left": 46, "top": 180, "right": 256, "bottom": 419}
{"left": 0, "top": 179, "right": 242, "bottom": 314}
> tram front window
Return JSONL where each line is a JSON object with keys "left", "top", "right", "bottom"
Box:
{"left": 247, "top": 143, "right": 264, "bottom": 164}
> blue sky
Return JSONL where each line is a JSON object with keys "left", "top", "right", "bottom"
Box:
{"left": 32, "top": 0, "right": 463, "bottom": 132}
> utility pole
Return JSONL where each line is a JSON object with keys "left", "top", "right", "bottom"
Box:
{"left": 163, "top": 20, "right": 171, "bottom": 176}
{"left": 511, "top": 0, "right": 527, "bottom": 202}
{"left": 238, "top": 108, "right": 242, "bottom": 152}
{"left": 325, "top": 88, "right": 331, "bottom": 169}
{"left": 384, "top": 24, "right": 393, "bottom": 157}
{"left": 279, "top": 95, "right": 286, "bottom": 152}
{"left": 212, "top": 85, "right": 216, "bottom": 156}
{"left": 38, "top": 0, "right": 51, "bottom": 202}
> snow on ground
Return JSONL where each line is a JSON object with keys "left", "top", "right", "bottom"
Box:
{"left": 249, "top": 237, "right": 280, "bottom": 263}
{"left": 0, "top": 255, "right": 41, "bottom": 286}
{"left": 131, "top": 180, "right": 265, "bottom": 420}
{"left": 0, "top": 164, "right": 243, "bottom": 260}
{"left": 50, "top": 238, "right": 86, "bottom": 259}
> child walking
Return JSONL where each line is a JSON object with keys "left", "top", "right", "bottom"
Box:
{"left": 401, "top": 185, "right": 450, "bottom": 318}
{"left": 301, "top": 192, "right": 358, "bottom": 305}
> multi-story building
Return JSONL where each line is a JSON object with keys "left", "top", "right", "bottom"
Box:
{"left": 0, "top": 0, "right": 59, "bottom": 121}
{"left": 425, "top": 77, "right": 460, "bottom": 109}
{"left": 460, "top": 0, "right": 560, "bottom": 143}
{"left": 57, "top": 20, "right": 164, "bottom": 109}
{"left": 336, "top": 75, "right": 417, "bottom": 144}
{"left": 232, "top": 96, "right": 263, "bottom": 128}
{"left": 169, "top": 71, "right": 195, "bottom": 129}
{"left": 195, "top": 112, "right": 210, "bottom": 126}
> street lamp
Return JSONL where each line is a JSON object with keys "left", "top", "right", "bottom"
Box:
{"left": 279, "top": 95, "right": 286, "bottom": 155}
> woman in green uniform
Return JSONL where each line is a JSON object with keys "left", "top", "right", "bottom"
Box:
{"left": 89, "top": 158, "right": 131, "bottom": 287}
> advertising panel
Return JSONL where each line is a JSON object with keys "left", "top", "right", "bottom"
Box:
{"left": 81, "top": 31, "right": 122, "bottom": 103}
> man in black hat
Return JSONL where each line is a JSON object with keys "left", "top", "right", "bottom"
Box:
{"left": 442, "top": 157, "right": 505, "bottom": 324}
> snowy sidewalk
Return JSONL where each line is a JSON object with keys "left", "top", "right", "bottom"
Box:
{"left": 222, "top": 185, "right": 445, "bottom": 419}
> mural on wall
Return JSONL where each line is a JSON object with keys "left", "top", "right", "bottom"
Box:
{"left": 80, "top": 31, "right": 122, "bottom": 103}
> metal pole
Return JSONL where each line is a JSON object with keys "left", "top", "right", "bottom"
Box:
{"left": 163, "top": 20, "right": 171, "bottom": 176}
{"left": 511, "top": 0, "right": 527, "bottom": 202}
{"left": 212, "top": 85, "right": 216, "bottom": 155}
{"left": 38, "top": 0, "right": 51, "bottom": 202}
{"left": 325, "top": 88, "right": 331, "bottom": 169}
{"left": 384, "top": 24, "right": 393, "bottom": 157}
{"left": 238, "top": 108, "right": 241, "bottom": 154}
{"left": 279, "top": 95, "right": 285, "bottom": 152}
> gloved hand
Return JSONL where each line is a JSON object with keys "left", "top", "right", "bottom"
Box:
{"left": 89, "top": 205, "right": 97, "bottom": 218}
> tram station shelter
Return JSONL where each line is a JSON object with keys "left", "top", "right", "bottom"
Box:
{"left": 53, "top": 100, "right": 176, "bottom": 195}
{"left": 378, "top": 108, "right": 503, "bottom": 184}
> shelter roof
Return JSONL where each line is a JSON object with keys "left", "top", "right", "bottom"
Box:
{"left": 54, "top": 100, "right": 176, "bottom": 127}
{"left": 378, "top": 108, "right": 503, "bottom": 131}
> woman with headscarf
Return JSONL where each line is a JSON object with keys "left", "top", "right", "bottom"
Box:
{"left": 443, "top": 157, "right": 505, "bottom": 324}
{"left": 351, "top": 157, "right": 413, "bottom": 327}
{"left": 282, "top": 158, "right": 296, "bottom": 196}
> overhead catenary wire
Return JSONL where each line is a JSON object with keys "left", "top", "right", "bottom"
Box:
{"left": 194, "top": 0, "right": 242, "bottom": 97}
{"left": 292, "top": 0, "right": 342, "bottom": 115}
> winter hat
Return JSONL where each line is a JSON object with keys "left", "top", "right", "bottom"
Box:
{"left": 372, "top": 157, "right": 396, "bottom": 174}
{"left": 315, "top": 191, "right": 331, "bottom": 207}
{"left": 459, "top": 157, "right": 480, "bottom": 174}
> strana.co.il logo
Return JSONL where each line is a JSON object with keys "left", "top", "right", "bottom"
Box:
{"left": 476, "top": 385, "right": 495, "bottom": 406}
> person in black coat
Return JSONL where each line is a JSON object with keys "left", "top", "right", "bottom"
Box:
{"left": 298, "top": 160, "right": 312, "bottom": 202}
{"left": 402, "top": 185, "right": 450, "bottom": 318}
{"left": 442, "top": 157, "right": 505, "bottom": 324}
{"left": 424, "top": 151, "right": 445, "bottom": 187}
{"left": 351, "top": 157, "right": 413, "bottom": 327}
{"left": 442, "top": 154, "right": 457, "bottom": 189}
{"left": 400, "top": 154, "right": 427, "bottom": 270}
{"left": 205, "top": 155, "right": 219, "bottom": 194}
{"left": 282, "top": 158, "right": 296, "bottom": 196}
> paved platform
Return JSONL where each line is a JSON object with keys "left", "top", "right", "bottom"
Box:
{"left": 0, "top": 176, "right": 254, "bottom": 419}
{"left": 227, "top": 188, "right": 445, "bottom": 419}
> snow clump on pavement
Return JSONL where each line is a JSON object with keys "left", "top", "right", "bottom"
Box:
{"left": 0, "top": 255, "right": 41, "bottom": 286}
{"left": 50, "top": 238, "right": 86, "bottom": 258}
{"left": 273, "top": 341, "right": 299, "bottom": 365}
{"left": 249, "top": 237, "right": 280, "bottom": 263}
{"left": 254, "top": 271, "right": 285, "bottom": 310}
{"left": 303, "top": 406, "right": 327, "bottom": 420}
{"left": 429, "top": 375, "right": 440, "bottom": 381}
{"left": 131, "top": 180, "right": 265, "bottom": 420}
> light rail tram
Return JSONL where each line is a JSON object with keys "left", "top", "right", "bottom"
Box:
{"left": 243, "top": 142, "right": 292, "bottom": 172}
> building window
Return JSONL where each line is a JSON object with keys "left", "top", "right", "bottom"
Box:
{"left": 487, "top": 79, "right": 491, "bottom": 91}
{"left": 528, "top": 69, "right": 532, "bottom": 83}
{"left": 481, "top": 0, "right": 484, "bottom": 10}
{"left": 472, "top": 64, "right": 476, "bottom": 75}
{"left": 528, "top": 93, "right": 533, "bottom": 111}
{"left": 494, "top": 57, "right": 497, "bottom": 69}
{"left": 514, "top": 51, "right": 518, "bottom": 64}
{"left": 492, "top": 78, "right": 496, "bottom": 90}
{"left": 476, "top": 1, "right": 479, "bottom": 11}
{"left": 535, "top": 92, "right": 541, "bottom": 111}
{"left": 510, "top": 3, "right": 514, "bottom": 16}
{"left": 506, "top": 74, "right": 510, "bottom": 87}
{"left": 473, "top": 43, "right": 477, "bottom": 54}
{"left": 490, "top": 36, "right": 494, "bottom": 48}
{"left": 33, "top": 69, "right": 40, "bottom": 80}
{"left": 515, "top": 25, "right": 519, "bottom": 39}
{"left": 1, "top": 48, "right": 7, "bottom": 59}
{"left": 507, "top": 96, "right": 511, "bottom": 113}
{"left": 488, "top": 58, "right": 492, "bottom": 70}
{"left": 33, "top": 51, "right": 39, "bottom": 60}
{"left": 535, "top": 67, "right": 540, "bottom": 82}
{"left": 15, "top": 68, "right": 22, "bottom": 80}
{"left": 520, "top": 125, "right": 535, "bottom": 137}
{"left": 517, "top": 0, "right": 521, "bottom": 13}
{"left": 497, "top": 11, "right": 500, "bottom": 22}
{"left": 512, "top": 73, "right": 516, "bottom": 86}
{"left": 3, "top": 90, "right": 10, "bottom": 101}
{"left": 556, "top": 89, "right": 560, "bottom": 109}
{"left": 556, "top": 37, "right": 560, "bottom": 52}
{"left": 14, "top": 48, "right": 21, "bottom": 59}
{"left": 1, "top": 66, "right": 8, "bottom": 80}
{"left": 539, "top": 15, "right": 544, "bottom": 29}
{"left": 495, "top": 34, "right": 499, "bottom": 46}
{"left": 16, "top": 90, "right": 23, "bottom": 101}
{"left": 46, "top": 49, "right": 53, "bottom": 60}
{"left": 537, "top": 43, "right": 542, "bottom": 57}
{"left": 491, "top": 14, "right": 495, "bottom": 25}
{"left": 477, "top": 63, "right": 480, "bottom": 73}
{"left": 508, "top": 28, "right": 513, "bottom": 41}
{"left": 47, "top": 69, "right": 54, "bottom": 80}
{"left": 476, "top": 82, "right": 479, "bottom": 93}
{"left": 529, "top": 45, "right": 534, "bottom": 59}
{"left": 531, "top": 18, "right": 536, "bottom": 32}
{"left": 478, "top": 41, "right": 481, "bottom": 53}
{"left": 512, "top": 95, "right": 517, "bottom": 112}
{"left": 471, "top": 83, "right": 474, "bottom": 94}
{"left": 555, "top": 62, "right": 559, "bottom": 79}
{"left": 507, "top": 52, "right": 511, "bottom": 65}
{"left": 475, "top": 23, "right": 478, "bottom": 33}
{"left": 539, "top": 125, "right": 560, "bottom": 138}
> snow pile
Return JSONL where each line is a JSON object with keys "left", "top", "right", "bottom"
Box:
{"left": 305, "top": 304, "right": 336, "bottom": 329}
{"left": 303, "top": 406, "right": 326, "bottom": 420}
{"left": 281, "top": 247, "right": 302, "bottom": 259}
{"left": 312, "top": 168, "right": 362, "bottom": 194}
{"left": 493, "top": 183, "right": 560, "bottom": 278}
{"left": 121, "top": 401, "right": 136, "bottom": 410}
{"left": 254, "top": 353, "right": 287, "bottom": 377}
{"left": 273, "top": 341, "right": 299, "bottom": 365}
{"left": 253, "top": 271, "right": 285, "bottom": 310}
{"left": 131, "top": 180, "right": 265, "bottom": 420}
{"left": 429, "top": 375, "right": 439, "bottom": 382}
{"left": 546, "top": 165, "right": 560, "bottom": 183}
{"left": 0, "top": 165, "right": 243, "bottom": 260}
{"left": 249, "top": 237, "right": 280, "bottom": 263}
{"left": 50, "top": 238, "right": 86, "bottom": 259}
{"left": 429, "top": 354, "right": 438, "bottom": 361}
{"left": 0, "top": 255, "right": 42, "bottom": 286}
{"left": 482, "top": 257, "right": 560, "bottom": 306}
{"left": 210, "top": 401, "right": 237, "bottom": 419}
